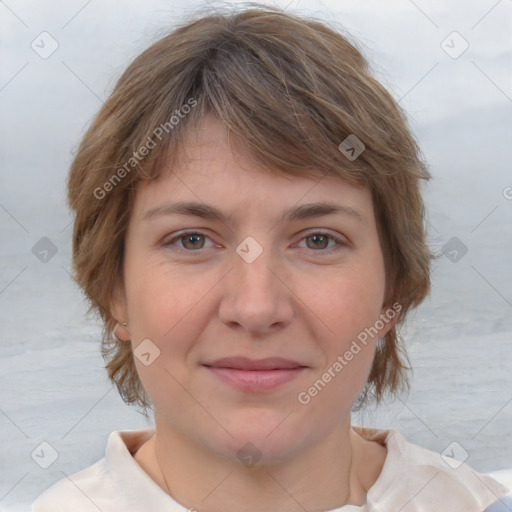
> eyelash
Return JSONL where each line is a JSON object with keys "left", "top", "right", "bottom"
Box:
{"left": 162, "top": 230, "right": 348, "bottom": 255}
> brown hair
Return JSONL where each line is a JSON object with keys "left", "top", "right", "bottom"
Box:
{"left": 67, "top": 4, "right": 432, "bottom": 412}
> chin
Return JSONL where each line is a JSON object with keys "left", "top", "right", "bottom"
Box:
{"left": 205, "top": 413, "right": 310, "bottom": 466}
{"left": 213, "top": 434, "right": 301, "bottom": 467}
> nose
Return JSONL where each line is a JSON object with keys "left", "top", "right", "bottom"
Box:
{"left": 218, "top": 239, "right": 294, "bottom": 336}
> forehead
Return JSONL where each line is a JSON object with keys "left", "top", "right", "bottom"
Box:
{"left": 132, "top": 116, "right": 375, "bottom": 227}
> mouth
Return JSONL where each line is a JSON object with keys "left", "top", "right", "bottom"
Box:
{"left": 202, "top": 357, "right": 309, "bottom": 392}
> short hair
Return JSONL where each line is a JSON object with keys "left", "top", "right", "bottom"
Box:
{"left": 67, "top": 4, "right": 432, "bottom": 412}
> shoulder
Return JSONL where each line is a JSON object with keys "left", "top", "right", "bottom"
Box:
{"left": 484, "top": 470, "right": 512, "bottom": 511}
{"left": 31, "top": 429, "right": 159, "bottom": 512}
{"left": 484, "top": 494, "right": 512, "bottom": 511}
{"left": 354, "top": 426, "right": 511, "bottom": 512}
{"left": 31, "top": 457, "right": 115, "bottom": 512}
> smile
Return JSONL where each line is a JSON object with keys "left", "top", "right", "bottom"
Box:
{"left": 201, "top": 356, "right": 309, "bottom": 391}
{"left": 203, "top": 366, "right": 308, "bottom": 391}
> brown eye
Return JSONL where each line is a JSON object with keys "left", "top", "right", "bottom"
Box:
{"left": 163, "top": 231, "right": 215, "bottom": 252}
{"left": 298, "top": 231, "right": 346, "bottom": 252}
{"left": 180, "top": 233, "right": 205, "bottom": 250}
{"left": 305, "top": 233, "right": 330, "bottom": 250}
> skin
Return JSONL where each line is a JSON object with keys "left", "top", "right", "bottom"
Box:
{"left": 112, "top": 115, "right": 397, "bottom": 511}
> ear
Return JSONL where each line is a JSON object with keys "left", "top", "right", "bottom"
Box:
{"left": 376, "top": 302, "right": 402, "bottom": 339}
{"left": 110, "top": 285, "right": 130, "bottom": 341}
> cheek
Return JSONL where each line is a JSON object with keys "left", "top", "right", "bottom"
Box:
{"left": 307, "top": 261, "right": 385, "bottom": 390}
{"left": 124, "top": 263, "right": 212, "bottom": 408}
{"left": 316, "top": 263, "right": 385, "bottom": 340}
{"left": 298, "top": 278, "right": 382, "bottom": 418}
{"left": 126, "top": 259, "right": 211, "bottom": 337}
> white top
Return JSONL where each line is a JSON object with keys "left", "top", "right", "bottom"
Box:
{"left": 31, "top": 426, "right": 511, "bottom": 512}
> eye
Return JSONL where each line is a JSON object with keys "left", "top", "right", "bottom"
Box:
{"left": 162, "top": 231, "right": 216, "bottom": 251}
{"left": 297, "top": 231, "right": 347, "bottom": 252}
{"left": 162, "top": 230, "right": 348, "bottom": 254}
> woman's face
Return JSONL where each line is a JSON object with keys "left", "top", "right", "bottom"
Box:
{"left": 113, "top": 115, "right": 395, "bottom": 464}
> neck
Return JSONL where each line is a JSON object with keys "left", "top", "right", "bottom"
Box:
{"left": 139, "top": 415, "right": 380, "bottom": 512}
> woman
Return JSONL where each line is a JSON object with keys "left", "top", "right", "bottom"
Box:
{"left": 32, "top": 4, "right": 511, "bottom": 511}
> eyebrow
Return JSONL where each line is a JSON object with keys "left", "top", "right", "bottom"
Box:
{"left": 141, "top": 200, "right": 367, "bottom": 225}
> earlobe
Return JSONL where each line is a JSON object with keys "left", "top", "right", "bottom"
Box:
{"left": 114, "top": 321, "right": 131, "bottom": 342}
{"left": 377, "top": 304, "right": 401, "bottom": 339}
{"left": 110, "top": 286, "right": 130, "bottom": 341}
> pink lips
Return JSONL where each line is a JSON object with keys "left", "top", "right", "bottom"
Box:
{"left": 202, "top": 356, "right": 308, "bottom": 391}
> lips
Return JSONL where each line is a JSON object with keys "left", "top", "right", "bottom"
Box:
{"left": 202, "top": 356, "right": 305, "bottom": 371}
{"left": 202, "top": 356, "right": 308, "bottom": 391}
